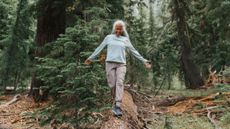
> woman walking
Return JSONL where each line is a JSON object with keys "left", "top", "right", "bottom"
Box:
{"left": 84, "top": 20, "right": 151, "bottom": 117}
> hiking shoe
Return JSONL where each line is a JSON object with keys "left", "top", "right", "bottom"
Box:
{"left": 112, "top": 106, "right": 122, "bottom": 117}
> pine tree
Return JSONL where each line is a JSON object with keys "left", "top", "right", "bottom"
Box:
{"left": 35, "top": 4, "right": 111, "bottom": 127}
{"left": 173, "top": 0, "right": 204, "bottom": 88}
{"left": 30, "top": 0, "right": 66, "bottom": 102}
{"left": 1, "top": 0, "right": 33, "bottom": 91}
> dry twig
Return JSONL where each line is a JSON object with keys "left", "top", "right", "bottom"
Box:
{"left": 206, "top": 106, "right": 222, "bottom": 129}
{"left": 0, "top": 94, "right": 21, "bottom": 107}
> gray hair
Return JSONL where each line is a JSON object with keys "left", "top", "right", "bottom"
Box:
{"left": 111, "top": 20, "right": 129, "bottom": 38}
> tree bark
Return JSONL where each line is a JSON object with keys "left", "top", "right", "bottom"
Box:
{"left": 174, "top": 0, "right": 204, "bottom": 89}
{"left": 30, "top": 0, "right": 66, "bottom": 102}
{"left": 101, "top": 91, "right": 144, "bottom": 129}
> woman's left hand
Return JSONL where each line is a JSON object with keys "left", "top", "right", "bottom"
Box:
{"left": 84, "top": 59, "right": 92, "bottom": 65}
{"left": 144, "top": 62, "right": 152, "bottom": 69}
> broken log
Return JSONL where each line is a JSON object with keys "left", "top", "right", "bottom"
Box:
{"left": 155, "top": 96, "right": 187, "bottom": 107}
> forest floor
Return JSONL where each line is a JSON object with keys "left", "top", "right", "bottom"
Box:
{"left": 0, "top": 84, "right": 230, "bottom": 129}
{"left": 146, "top": 85, "right": 230, "bottom": 129}
{"left": 0, "top": 94, "right": 50, "bottom": 129}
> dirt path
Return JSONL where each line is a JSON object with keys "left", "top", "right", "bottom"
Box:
{"left": 0, "top": 94, "right": 50, "bottom": 129}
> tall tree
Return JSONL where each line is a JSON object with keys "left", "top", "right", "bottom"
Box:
{"left": 173, "top": 0, "right": 204, "bottom": 88}
{"left": 1, "top": 0, "right": 32, "bottom": 91}
{"left": 30, "top": 0, "right": 66, "bottom": 101}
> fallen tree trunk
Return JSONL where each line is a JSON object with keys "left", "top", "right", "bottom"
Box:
{"left": 100, "top": 91, "right": 144, "bottom": 129}
{"left": 154, "top": 96, "right": 187, "bottom": 107}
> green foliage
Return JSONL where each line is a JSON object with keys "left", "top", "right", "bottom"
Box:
{"left": 125, "top": 0, "right": 151, "bottom": 88}
{"left": 37, "top": 19, "right": 109, "bottom": 101}
{"left": 0, "top": 0, "right": 18, "bottom": 86}
{"left": 0, "top": 0, "right": 17, "bottom": 43}
{"left": 31, "top": 0, "right": 120, "bottom": 127}
{"left": 0, "top": 0, "right": 34, "bottom": 89}
{"left": 150, "top": 22, "right": 179, "bottom": 89}
{"left": 106, "top": 0, "right": 124, "bottom": 19}
{"left": 148, "top": 0, "right": 230, "bottom": 89}
{"left": 189, "top": 0, "right": 230, "bottom": 75}
{"left": 35, "top": 6, "right": 111, "bottom": 126}
{"left": 1, "top": 0, "right": 230, "bottom": 127}
{"left": 220, "top": 112, "right": 230, "bottom": 126}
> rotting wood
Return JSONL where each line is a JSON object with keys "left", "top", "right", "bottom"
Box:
{"left": 155, "top": 96, "right": 187, "bottom": 107}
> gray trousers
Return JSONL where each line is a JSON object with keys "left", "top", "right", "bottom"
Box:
{"left": 106, "top": 62, "right": 126, "bottom": 107}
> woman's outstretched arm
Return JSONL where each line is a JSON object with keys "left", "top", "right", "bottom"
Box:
{"left": 126, "top": 39, "right": 152, "bottom": 69}
{"left": 86, "top": 35, "right": 109, "bottom": 62}
{"left": 126, "top": 39, "right": 148, "bottom": 63}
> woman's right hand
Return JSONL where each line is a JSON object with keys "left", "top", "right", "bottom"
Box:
{"left": 144, "top": 62, "right": 152, "bottom": 69}
{"left": 84, "top": 59, "right": 92, "bottom": 65}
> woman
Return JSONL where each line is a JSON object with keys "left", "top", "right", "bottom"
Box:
{"left": 84, "top": 20, "right": 151, "bottom": 117}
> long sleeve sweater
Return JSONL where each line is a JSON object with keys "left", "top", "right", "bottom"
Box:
{"left": 87, "top": 34, "right": 148, "bottom": 64}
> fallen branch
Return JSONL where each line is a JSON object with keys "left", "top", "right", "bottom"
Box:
{"left": 128, "top": 89, "right": 152, "bottom": 103}
{"left": 206, "top": 106, "right": 222, "bottom": 129}
{"left": 154, "top": 76, "right": 167, "bottom": 96}
{"left": 155, "top": 96, "right": 186, "bottom": 107}
{"left": 0, "top": 94, "right": 21, "bottom": 107}
{"left": 0, "top": 113, "right": 14, "bottom": 116}
{"left": 193, "top": 109, "right": 224, "bottom": 116}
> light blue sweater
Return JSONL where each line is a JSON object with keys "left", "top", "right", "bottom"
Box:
{"left": 88, "top": 34, "right": 148, "bottom": 64}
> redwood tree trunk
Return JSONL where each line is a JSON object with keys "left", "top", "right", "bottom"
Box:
{"left": 174, "top": 0, "right": 204, "bottom": 89}
{"left": 30, "top": 0, "right": 66, "bottom": 102}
